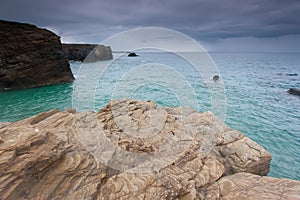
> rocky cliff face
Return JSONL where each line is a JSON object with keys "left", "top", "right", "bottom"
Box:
{"left": 0, "top": 20, "right": 74, "bottom": 91}
{"left": 0, "top": 99, "right": 299, "bottom": 199}
{"left": 62, "top": 44, "right": 113, "bottom": 61}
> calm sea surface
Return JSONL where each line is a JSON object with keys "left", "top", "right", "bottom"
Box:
{"left": 0, "top": 52, "right": 299, "bottom": 180}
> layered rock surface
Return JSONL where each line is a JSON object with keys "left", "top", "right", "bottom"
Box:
{"left": 62, "top": 44, "right": 113, "bottom": 61}
{"left": 199, "top": 172, "right": 300, "bottom": 199}
{"left": 0, "top": 20, "right": 74, "bottom": 91}
{"left": 0, "top": 99, "right": 299, "bottom": 199}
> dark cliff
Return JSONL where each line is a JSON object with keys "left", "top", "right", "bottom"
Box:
{"left": 62, "top": 43, "right": 113, "bottom": 61}
{"left": 0, "top": 20, "right": 74, "bottom": 91}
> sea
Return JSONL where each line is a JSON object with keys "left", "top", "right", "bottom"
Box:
{"left": 0, "top": 52, "right": 299, "bottom": 180}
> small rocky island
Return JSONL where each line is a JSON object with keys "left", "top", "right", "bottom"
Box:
{"left": 0, "top": 99, "right": 299, "bottom": 199}
{"left": 0, "top": 20, "right": 74, "bottom": 91}
{"left": 128, "top": 52, "right": 138, "bottom": 57}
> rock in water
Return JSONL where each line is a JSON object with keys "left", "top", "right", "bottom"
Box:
{"left": 0, "top": 20, "right": 74, "bottom": 91}
{"left": 288, "top": 88, "right": 300, "bottom": 96}
{"left": 0, "top": 99, "right": 299, "bottom": 199}
{"left": 213, "top": 75, "right": 219, "bottom": 81}
{"left": 128, "top": 52, "right": 138, "bottom": 57}
{"left": 62, "top": 44, "right": 113, "bottom": 61}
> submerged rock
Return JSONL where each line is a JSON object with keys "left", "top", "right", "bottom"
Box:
{"left": 287, "top": 73, "right": 298, "bottom": 76}
{"left": 288, "top": 88, "right": 300, "bottom": 96}
{"left": 0, "top": 20, "right": 74, "bottom": 91}
{"left": 0, "top": 99, "right": 298, "bottom": 199}
{"left": 213, "top": 75, "right": 219, "bottom": 81}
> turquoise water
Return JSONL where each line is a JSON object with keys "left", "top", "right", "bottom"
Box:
{"left": 0, "top": 52, "right": 299, "bottom": 180}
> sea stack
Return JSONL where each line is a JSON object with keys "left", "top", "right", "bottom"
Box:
{"left": 0, "top": 20, "right": 74, "bottom": 91}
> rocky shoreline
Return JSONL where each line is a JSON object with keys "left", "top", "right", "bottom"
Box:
{"left": 0, "top": 20, "right": 74, "bottom": 91}
{"left": 0, "top": 19, "right": 299, "bottom": 199}
{"left": 0, "top": 99, "right": 299, "bottom": 199}
{"left": 0, "top": 20, "right": 113, "bottom": 91}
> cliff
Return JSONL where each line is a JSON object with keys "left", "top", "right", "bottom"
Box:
{"left": 0, "top": 99, "right": 299, "bottom": 199}
{"left": 62, "top": 43, "right": 113, "bottom": 61}
{"left": 0, "top": 20, "right": 74, "bottom": 91}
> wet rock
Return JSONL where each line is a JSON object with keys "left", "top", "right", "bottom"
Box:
{"left": 288, "top": 88, "right": 300, "bottom": 96}
{"left": 287, "top": 73, "right": 298, "bottom": 76}
{"left": 128, "top": 52, "right": 138, "bottom": 57}
{"left": 213, "top": 75, "right": 219, "bottom": 81}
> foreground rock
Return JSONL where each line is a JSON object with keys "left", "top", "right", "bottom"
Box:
{"left": 0, "top": 20, "right": 74, "bottom": 91}
{"left": 200, "top": 172, "right": 300, "bottom": 199}
{"left": 0, "top": 122, "right": 10, "bottom": 129}
{"left": 0, "top": 99, "right": 298, "bottom": 199}
{"left": 62, "top": 44, "right": 113, "bottom": 61}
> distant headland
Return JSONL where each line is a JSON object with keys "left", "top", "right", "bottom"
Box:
{"left": 62, "top": 43, "right": 112, "bottom": 61}
{"left": 0, "top": 20, "right": 112, "bottom": 91}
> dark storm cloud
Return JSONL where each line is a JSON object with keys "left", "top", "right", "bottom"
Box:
{"left": 1, "top": 0, "right": 300, "bottom": 43}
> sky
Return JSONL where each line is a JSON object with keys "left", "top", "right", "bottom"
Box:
{"left": 1, "top": 0, "right": 300, "bottom": 52}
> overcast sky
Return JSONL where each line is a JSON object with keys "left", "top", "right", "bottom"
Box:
{"left": 1, "top": 0, "right": 300, "bottom": 52}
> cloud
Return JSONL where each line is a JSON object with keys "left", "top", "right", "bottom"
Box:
{"left": 1, "top": 0, "right": 300, "bottom": 51}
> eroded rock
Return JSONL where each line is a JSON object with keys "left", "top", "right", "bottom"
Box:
{"left": 199, "top": 172, "right": 300, "bottom": 199}
{"left": 0, "top": 122, "right": 11, "bottom": 129}
{"left": 0, "top": 20, "right": 74, "bottom": 91}
{"left": 0, "top": 99, "right": 298, "bottom": 199}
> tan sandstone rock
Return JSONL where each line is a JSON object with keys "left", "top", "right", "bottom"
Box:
{"left": 0, "top": 99, "right": 298, "bottom": 199}
{"left": 199, "top": 172, "right": 300, "bottom": 199}
{"left": 0, "top": 122, "right": 11, "bottom": 129}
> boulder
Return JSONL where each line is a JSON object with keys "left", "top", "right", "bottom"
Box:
{"left": 128, "top": 52, "right": 138, "bottom": 57}
{"left": 213, "top": 75, "right": 219, "bottom": 81}
{"left": 0, "top": 20, "right": 74, "bottom": 91}
{"left": 0, "top": 99, "right": 298, "bottom": 199}
{"left": 62, "top": 44, "right": 113, "bottom": 62}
